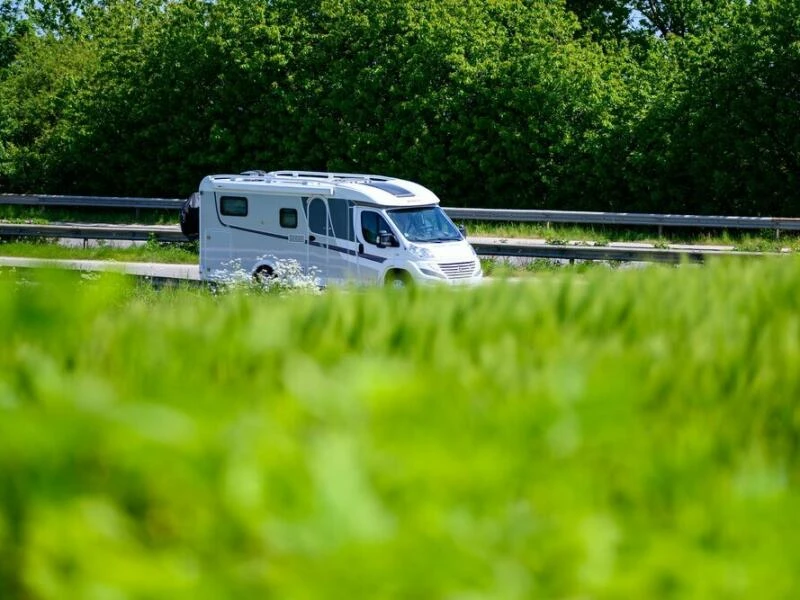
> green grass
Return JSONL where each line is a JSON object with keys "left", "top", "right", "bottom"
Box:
{"left": 481, "top": 257, "right": 608, "bottom": 277}
{"left": 0, "top": 238, "right": 198, "bottom": 264}
{"left": 462, "top": 221, "right": 800, "bottom": 252}
{"left": 2, "top": 257, "right": 800, "bottom": 598}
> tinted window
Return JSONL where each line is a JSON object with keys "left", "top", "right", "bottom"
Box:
{"left": 329, "top": 197, "right": 354, "bottom": 241}
{"left": 361, "top": 211, "right": 392, "bottom": 246}
{"left": 280, "top": 208, "right": 298, "bottom": 229}
{"left": 308, "top": 198, "right": 328, "bottom": 235}
{"left": 387, "top": 206, "right": 461, "bottom": 242}
{"left": 220, "top": 196, "right": 248, "bottom": 217}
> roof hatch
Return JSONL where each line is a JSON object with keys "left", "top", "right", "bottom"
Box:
{"left": 363, "top": 181, "right": 415, "bottom": 198}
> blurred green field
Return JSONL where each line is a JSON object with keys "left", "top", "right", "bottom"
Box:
{"left": 1, "top": 258, "right": 800, "bottom": 599}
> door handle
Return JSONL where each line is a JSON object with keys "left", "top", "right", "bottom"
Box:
{"left": 309, "top": 235, "right": 316, "bottom": 242}
{"left": 358, "top": 243, "right": 364, "bottom": 254}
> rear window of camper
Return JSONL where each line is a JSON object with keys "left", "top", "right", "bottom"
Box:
{"left": 280, "top": 208, "right": 298, "bottom": 228}
{"left": 220, "top": 196, "right": 248, "bottom": 217}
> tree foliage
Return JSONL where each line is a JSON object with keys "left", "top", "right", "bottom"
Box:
{"left": 0, "top": 0, "right": 798, "bottom": 215}
{"left": 565, "top": 0, "right": 633, "bottom": 40}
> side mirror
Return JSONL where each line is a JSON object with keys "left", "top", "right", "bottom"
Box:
{"left": 377, "top": 230, "right": 398, "bottom": 248}
{"left": 458, "top": 224, "right": 467, "bottom": 238}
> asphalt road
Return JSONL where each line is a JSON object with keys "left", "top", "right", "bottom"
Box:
{"left": 0, "top": 256, "right": 200, "bottom": 281}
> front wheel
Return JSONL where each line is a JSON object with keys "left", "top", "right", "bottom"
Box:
{"left": 385, "top": 271, "right": 412, "bottom": 289}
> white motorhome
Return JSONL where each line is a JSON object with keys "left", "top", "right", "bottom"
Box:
{"left": 184, "top": 170, "right": 483, "bottom": 287}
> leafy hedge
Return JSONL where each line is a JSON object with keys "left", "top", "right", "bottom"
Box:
{"left": 0, "top": 0, "right": 798, "bottom": 215}
{"left": 2, "top": 258, "right": 800, "bottom": 598}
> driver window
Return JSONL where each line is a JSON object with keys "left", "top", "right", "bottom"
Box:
{"left": 361, "top": 211, "right": 391, "bottom": 246}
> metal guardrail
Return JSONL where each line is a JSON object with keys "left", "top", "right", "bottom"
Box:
{"left": 0, "top": 223, "right": 780, "bottom": 264}
{"left": 2, "top": 193, "right": 799, "bottom": 233}
{"left": 445, "top": 208, "right": 800, "bottom": 233}
{"left": 0, "top": 223, "right": 188, "bottom": 242}
{"left": 0, "top": 194, "right": 184, "bottom": 210}
{"left": 469, "top": 241, "right": 772, "bottom": 264}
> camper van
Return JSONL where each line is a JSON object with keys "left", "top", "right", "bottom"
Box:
{"left": 181, "top": 170, "right": 483, "bottom": 287}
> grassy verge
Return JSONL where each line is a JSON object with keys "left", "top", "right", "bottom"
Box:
{"left": 460, "top": 220, "right": 800, "bottom": 252}
{"left": 0, "top": 238, "right": 198, "bottom": 264}
{"left": 2, "top": 257, "right": 800, "bottom": 598}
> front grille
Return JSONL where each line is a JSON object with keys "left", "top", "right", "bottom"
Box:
{"left": 439, "top": 261, "right": 477, "bottom": 279}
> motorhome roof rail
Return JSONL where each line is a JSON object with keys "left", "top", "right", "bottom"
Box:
{"left": 267, "top": 170, "right": 393, "bottom": 183}
{"left": 210, "top": 174, "right": 247, "bottom": 181}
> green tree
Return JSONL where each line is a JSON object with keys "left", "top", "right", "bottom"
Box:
{"left": 617, "top": 0, "right": 799, "bottom": 215}
{"left": 673, "top": 0, "right": 799, "bottom": 215}
{"left": 0, "top": 1, "right": 19, "bottom": 68}
{"left": 565, "top": 0, "right": 633, "bottom": 40}
{"left": 14, "top": 0, "right": 105, "bottom": 36}
{"left": 46, "top": 0, "right": 637, "bottom": 206}
{"left": 3, "top": 0, "right": 795, "bottom": 215}
{"left": 632, "top": 0, "right": 727, "bottom": 37}
{"left": 0, "top": 1, "right": 35, "bottom": 70}
{"left": 0, "top": 32, "right": 98, "bottom": 192}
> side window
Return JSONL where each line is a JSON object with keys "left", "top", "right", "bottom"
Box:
{"left": 308, "top": 198, "right": 328, "bottom": 235}
{"left": 280, "top": 208, "right": 298, "bottom": 229}
{"left": 329, "top": 197, "right": 354, "bottom": 241}
{"left": 361, "top": 211, "right": 391, "bottom": 246}
{"left": 220, "top": 196, "right": 248, "bottom": 217}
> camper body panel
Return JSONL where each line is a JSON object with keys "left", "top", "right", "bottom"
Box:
{"left": 199, "top": 189, "right": 311, "bottom": 280}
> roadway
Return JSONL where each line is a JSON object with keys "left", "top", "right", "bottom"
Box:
{"left": 0, "top": 256, "right": 200, "bottom": 281}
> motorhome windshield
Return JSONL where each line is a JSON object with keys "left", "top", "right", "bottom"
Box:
{"left": 387, "top": 206, "right": 462, "bottom": 243}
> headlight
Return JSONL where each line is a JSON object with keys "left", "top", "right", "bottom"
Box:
{"left": 419, "top": 267, "right": 446, "bottom": 279}
{"left": 407, "top": 244, "right": 435, "bottom": 260}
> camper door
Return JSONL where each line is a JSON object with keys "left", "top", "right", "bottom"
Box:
{"left": 305, "top": 197, "right": 358, "bottom": 283}
{"left": 355, "top": 207, "right": 400, "bottom": 283}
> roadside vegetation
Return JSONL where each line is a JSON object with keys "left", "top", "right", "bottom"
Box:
{"left": 462, "top": 222, "right": 800, "bottom": 253}
{"left": 0, "top": 237, "right": 198, "bottom": 263}
{"left": 2, "top": 256, "right": 800, "bottom": 598}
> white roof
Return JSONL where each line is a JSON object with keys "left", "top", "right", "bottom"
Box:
{"left": 199, "top": 170, "right": 440, "bottom": 207}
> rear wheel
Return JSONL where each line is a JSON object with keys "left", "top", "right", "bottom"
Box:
{"left": 254, "top": 265, "right": 275, "bottom": 284}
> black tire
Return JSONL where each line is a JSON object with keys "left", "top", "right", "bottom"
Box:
{"left": 385, "top": 270, "right": 412, "bottom": 289}
{"left": 253, "top": 265, "right": 275, "bottom": 284}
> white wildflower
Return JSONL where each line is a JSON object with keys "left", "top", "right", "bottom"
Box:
{"left": 210, "top": 257, "right": 321, "bottom": 296}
